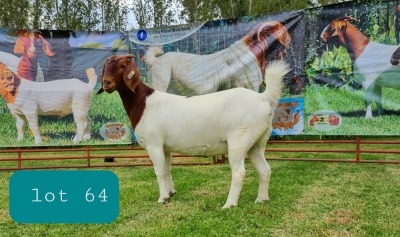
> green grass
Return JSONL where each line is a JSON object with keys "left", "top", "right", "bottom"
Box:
{"left": 0, "top": 158, "right": 399, "bottom": 236}
{"left": 304, "top": 85, "right": 400, "bottom": 135}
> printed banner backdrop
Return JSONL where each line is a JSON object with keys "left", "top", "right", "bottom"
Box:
{"left": 305, "top": 1, "right": 400, "bottom": 135}
{"left": 129, "top": 10, "right": 307, "bottom": 136}
{"left": 3, "top": 2, "right": 399, "bottom": 148}
{"left": 0, "top": 29, "right": 132, "bottom": 147}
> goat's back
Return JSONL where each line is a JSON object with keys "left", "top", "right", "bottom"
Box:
{"left": 135, "top": 88, "right": 273, "bottom": 155}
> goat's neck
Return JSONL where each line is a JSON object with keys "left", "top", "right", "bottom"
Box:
{"left": 117, "top": 81, "right": 155, "bottom": 129}
{"left": 340, "top": 26, "right": 370, "bottom": 61}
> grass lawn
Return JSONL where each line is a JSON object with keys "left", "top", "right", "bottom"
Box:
{"left": 304, "top": 85, "right": 400, "bottom": 135}
{"left": 0, "top": 158, "right": 399, "bottom": 236}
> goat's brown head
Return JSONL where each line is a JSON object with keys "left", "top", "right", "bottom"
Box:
{"left": 320, "top": 16, "right": 358, "bottom": 43}
{"left": 0, "top": 62, "right": 21, "bottom": 103}
{"left": 97, "top": 54, "right": 140, "bottom": 94}
{"left": 242, "top": 21, "right": 291, "bottom": 74}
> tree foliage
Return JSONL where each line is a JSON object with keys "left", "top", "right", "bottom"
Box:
{"left": 0, "top": 0, "right": 355, "bottom": 30}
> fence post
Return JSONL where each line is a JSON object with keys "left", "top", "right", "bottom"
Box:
{"left": 86, "top": 146, "right": 91, "bottom": 167}
{"left": 355, "top": 136, "right": 361, "bottom": 162}
{"left": 17, "top": 147, "right": 22, "bottom": 169}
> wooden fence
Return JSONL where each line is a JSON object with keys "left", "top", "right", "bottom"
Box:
{"left": 0, "top": 136, "right": 399, "bottom": 171}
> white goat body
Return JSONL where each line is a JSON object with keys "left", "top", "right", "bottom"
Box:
{"left": 99, "top": 54, "right": 290, "bottom": 208}
{"left": 145, "top": 42, "right": 262, "bottom": 95}
{"left": 355, "top": 42, "right": 400, "bottom": 88}
{"left": 143, "top": 21, "right": 290, "bottom": 96}
{"left": 1, "top": 64, "right": 97, "bottom": 144}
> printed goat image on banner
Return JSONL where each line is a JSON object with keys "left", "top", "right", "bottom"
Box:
{"left": 129, "top": 10, "right": 307, "bottom": 137}
{"left": 305, "top": 1, "right": 400, "bottom": 135}
{"left": 0, "top": 28, "right": 131, "bottom": 147}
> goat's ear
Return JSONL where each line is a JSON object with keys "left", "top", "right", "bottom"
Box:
{"left": 123, "top": 58, "right": 140, "bottom": 92}
{"left": 13, "top": 37, "right": 25, "bottom": 54}
{"left": 97, "top": 61, "right": 108, "bottom": 95}
{"left": 39, "top": 36, "right": 55, "bottom": 56}
{"left": 275, "top": 25, "right": 290, "bottom": 48}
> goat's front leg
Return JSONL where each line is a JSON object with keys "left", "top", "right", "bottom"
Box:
{"left": 24, "top": 112, "right": 41, "bottom": 144}
{"left": 164, "top": 152, "right": 176, "bottom": 197}
{"left": 364, "top": 84, "right": 375, "bottom": 119}
{"left": 374, "top": 86, "right": 384, "bottom": 116}
{"left": 147, "top": 147, "right": 170, "bottom": 203}
{"left": 15, "top": 115, "right": 26, "bottom": 142}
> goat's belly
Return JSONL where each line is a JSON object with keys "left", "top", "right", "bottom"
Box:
{"left": 167, "top": 141, "right": 228, "bottom": 156}
{"left": 38, "top": 104, "right": 73, "bottom": 116}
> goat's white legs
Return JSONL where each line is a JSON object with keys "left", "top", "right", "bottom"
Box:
{"left": 25, "top": 113, "right": 41, "bottom": 144}
{"left": 82, "top": 116, "right": 91, "bottom": 141}
{"left": 248, "top": 145, "right": 271, "bottom": 203}
{"left": 148, "top": 148, "right": 170, "bottom": 203}
{"left": 223, "top": 150, "right": 246, "bottom": 209}
{"left": 164, "top": 152, "right": 176, "bottom": 197}
{"left": 365, "top": 104, "right": 373, "bottom": 119}
{"left": 15, "top": 115, "right": 26, "bottom": 142}
{"left": 73, "top": 112, "right": 90, "bottom": 143}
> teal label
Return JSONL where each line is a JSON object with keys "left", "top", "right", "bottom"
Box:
{"left": 9, "top": 170, "right": 119, "bottom": 223}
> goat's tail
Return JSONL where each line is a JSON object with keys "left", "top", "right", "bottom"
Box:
{"left": 143, "top": 45, "right": 164, "bottom": 67}
{"left": 85, "top": 67, "right": 97, "bottom": 90}
{"left": 263, "top": 60, "right": 290, "bottom": 108}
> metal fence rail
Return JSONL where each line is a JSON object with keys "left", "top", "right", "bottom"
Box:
{"left": 0, "top": 136, "right": 399, "bottom": 171}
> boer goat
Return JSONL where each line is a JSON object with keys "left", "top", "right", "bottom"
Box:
{"left": 0, "top": 62, "right": 97, "bottom": 144}
{"left": 143, "top": 21, "right": 291, "bottom": 96}
{"left": 14, "top": 30, "right": 55, "bottom": 81}
{"left": 97, "top": 54, "right": 290, "bottom": 208}
{"left": 321, "top": 16, "right": 400, "bottom": 118}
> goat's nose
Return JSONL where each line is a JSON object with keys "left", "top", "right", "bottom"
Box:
{"left": 103, "top": 80, "right": 111, "bottom": 86}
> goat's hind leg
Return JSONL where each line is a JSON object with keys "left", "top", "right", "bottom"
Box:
{"left": 248, "top": 144, "right": 271, "bottom": 203}
{"left": 82, "top": 116, "right": 91, "bottom": 141}
{"left": 72, "top": 112, "right": 89, "bottom": 143}
{"left": 223, "top": 144, "right": 247, "bottom": 209}
{"left": 15, "top": 115, "right": 26, "bottom": 142}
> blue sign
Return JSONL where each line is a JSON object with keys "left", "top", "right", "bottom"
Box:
{"left": 9, "top": 170, "right": 119, "bottom": 223}
{"left": 137, "top": 30, "right": 147, "bottom": 41}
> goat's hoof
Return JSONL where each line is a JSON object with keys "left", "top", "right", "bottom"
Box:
{"left": 255, "top": 197, "right": 269, "bottom": 203}
{"left": 83, "top": 134, "right": 91, "bottom": 141}
{"left": 222, "top": 203, "right": 237, "bottom": 209}
{"left": 158, "top": 197, "right": 170, "bottom": 204}
{"left": 169, "top": 191, "right": 176, "bottom": 197}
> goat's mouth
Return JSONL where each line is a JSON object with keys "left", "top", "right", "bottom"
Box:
{"left": 101, "top": 84, "right": 116, "bottom": 93}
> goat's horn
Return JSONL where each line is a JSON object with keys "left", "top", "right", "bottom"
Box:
{"left": 112, "top": 54, "right": 137, "bottom": 61}
{"left": 123, "top": 54, "right": 137, "bottom": 60}
{"left": 338, "top": 16, "right": 358, "bottom": 22}
{"left": 256, "top": 21, "right": 280, "bottom": 40}
{"left": 256, "top": 21, "right": 290, "bottom": 47}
